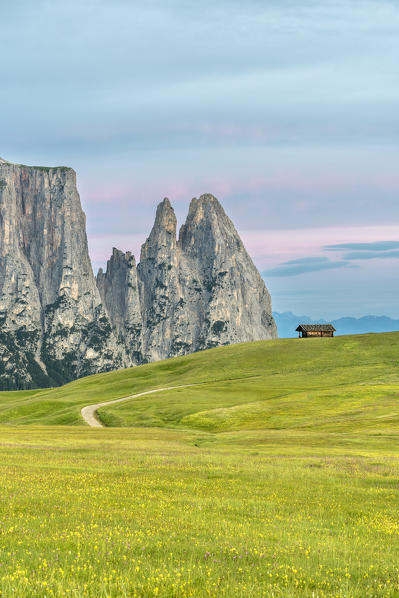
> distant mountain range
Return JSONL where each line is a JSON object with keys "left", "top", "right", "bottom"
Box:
{"left": 274, "top": 312, "right": 399, "bottom": 338}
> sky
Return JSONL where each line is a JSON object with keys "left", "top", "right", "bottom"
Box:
{"left": 1, "top": 0, "right": 399, "bottom": 319}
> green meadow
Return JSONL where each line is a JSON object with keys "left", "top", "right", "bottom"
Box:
{"left": 1, "top": 333, "right": 399, "bottom": 596}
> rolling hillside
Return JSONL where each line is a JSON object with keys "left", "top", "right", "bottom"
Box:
{"left": 1, "top": 332, "right": 399, "bottom": 443}
{"left": 2, "top": 333, "right": 399, "bottom": 596}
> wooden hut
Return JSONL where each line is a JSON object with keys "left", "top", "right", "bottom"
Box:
{"left": 296, "top": 324, "right": 335, "bottom": 338}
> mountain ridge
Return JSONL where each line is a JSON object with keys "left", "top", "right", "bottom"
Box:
{"left": 0, "top": 159, "right": 276, "bottom": 389}
{"left": 97, "top": 193, "right": 277, "bottom": 364}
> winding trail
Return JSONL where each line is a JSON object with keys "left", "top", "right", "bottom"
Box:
{"left": 81, "top": 385, "right": 194, "bottom": 428}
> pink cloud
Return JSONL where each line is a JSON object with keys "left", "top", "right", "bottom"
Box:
{"left": 82, "top": 183, "right": 133, "bottom": 204}
{"left": 79, "top": 163, "right": 399, "bottom": 211}
{"left": 82, "top": 179, "right": 197, "bottom": 205}
{"left": 240, "top": 224, "right": 399, "bottom": 270}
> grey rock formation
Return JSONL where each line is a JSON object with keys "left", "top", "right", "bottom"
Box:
{"left": 137, "top": 198, "right": 185, "bottom": 361}
{"left": 98, "top": 194, "right": 277, "bottom": 364}
{"left": 97, "top": 248, "right": 143, "bottom": 364}
{"left": 0, "top": 156, "right": 276, "bottom": 390}
{"left": 178, "top": 194, "right": 276, "bottom": 351}
{"left": 0, "top": 158, "right": 126, "bottom": 389}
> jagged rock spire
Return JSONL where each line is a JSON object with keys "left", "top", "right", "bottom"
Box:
{"left": 0, "top": 157, "right": 277, "bottom": 390}
{"left": 0, "top": 161, "right": 127, "bottom": 389}
{"left": 97, "top": 248, "right": 143, "bottom": 365}
{"left": 177, "top": 193, "right": 276, "bottom": 349}
{"left": 179, "top": 193, "right": 243, "bottom": 260}
{"left": 140, "top": 197, "right": 177, "bottom": 262}
{"left": 99, "top": 193, "right": 277, "bottom": 365}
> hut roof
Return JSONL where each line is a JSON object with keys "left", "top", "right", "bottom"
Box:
{"left": 296, "top": 324, "right": 336, "bottom": 332}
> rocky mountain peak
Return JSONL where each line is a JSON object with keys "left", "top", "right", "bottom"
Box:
{"left": 179, "top": 193, "right": 242, "bottom": 262}
{"left": 0, "top": 160, "right": 127, "bottom": 389}
{"left": 96, "top": 248, "right": 142, "bottom": 365}
{"left": 182, "top": 194, "right": 226, "bottom": 230}
{"left": 190, "top": 192, "right": 225, "bottom": 212}
{"left": 153, "top": 197, "right": 176, "bottom": 234}
{"left": 0, "top": 157, "right": 277, "bottom": 389}
{"left": 108, "top": 247, "right": 134, "bottom": 267}
{"left": 140, "top": 197, "right": 177, "bottom": 262}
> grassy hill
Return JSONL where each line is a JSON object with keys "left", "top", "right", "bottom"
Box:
{"left": 1, "top": 332, "right": 399, "bottom": 442}
{"left": 2, "top": 333, "right": 399, "bottom": 596}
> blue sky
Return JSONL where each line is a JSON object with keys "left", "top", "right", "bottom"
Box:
{"left": 1, "top": 0, "right": 399, "bottom": 318}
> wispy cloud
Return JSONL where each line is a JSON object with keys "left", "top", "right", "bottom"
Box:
{"left": 324, "top": 240, "right": 399, "bottom": 261}
{"left": 263, "top": 257, "right": 350, "bottom": 277}
{"left": 343, "top": 250, "right": 399, "bottom": 261}
{"left": 283, "top": 257, "right": 331, "bottom": 266}
{"left": 326, "top": 241, "right": 399, "bottom": 252}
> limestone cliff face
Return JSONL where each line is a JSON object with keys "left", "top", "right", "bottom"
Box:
{"left": 98, "top": 194, "right": 277, "bottom": 364}
{"left": 97, "top": 248, "right": 143, "bottom": 364}
{"left": 137, "top": 198, "right": 187, "bottom": 361}
{"left": 0, "top": 156, "right": 276, "bottom": 390}
{"left": 0, "top": 158, "right": 126, "bottom": 389}
{"left": 178, "top": 194, "right": 276, "bottom": 350}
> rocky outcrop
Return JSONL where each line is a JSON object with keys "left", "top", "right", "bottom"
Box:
{"left": 137, "top": 198, "right": 186, "bottom": 361}
{"left": 0, "top": 156, "right": 276, "bottom": 390}
{"left": 177, "top": 194, "right": 276, "bottom": 351}
{"left": 0, "top": 158, "right": 126, "bottom": 389}
{"left": 98, "top": 194, "right": 277, "bottom": 364}
{"left": 97, "top": 248, "right": 143, "bottom": 364}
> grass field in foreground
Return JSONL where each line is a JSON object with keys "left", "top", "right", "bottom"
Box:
{"left": 1, "top": 334, "right": 399, "bottom": 596}
{"left": 1, "top": 426, "right": 399, "bottom": 597}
